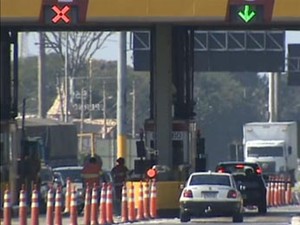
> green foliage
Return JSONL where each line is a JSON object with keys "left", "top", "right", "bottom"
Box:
{"left": 18, "top": 54, "right": 300, "bottom": 168}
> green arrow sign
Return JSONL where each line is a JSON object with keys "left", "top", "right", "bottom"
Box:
{"left": 238, "top": 5, "right": 256, "bottom": 23}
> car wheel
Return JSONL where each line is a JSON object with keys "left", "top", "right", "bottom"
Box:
{"left": 180, "top": 211, "right": 190, "bottom": 222}
{"left": 77, "top": 203, "right": 84, "bottom": 215}
{"left": 258, "top": 200, "right": 267, "bottom": 214}
{"left": 232, "top": 212, "right": 243, "bottom": 223}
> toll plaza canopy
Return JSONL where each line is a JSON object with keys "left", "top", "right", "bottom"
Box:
{"left": 1, "top": 0, "right": 300, "bottom": 29}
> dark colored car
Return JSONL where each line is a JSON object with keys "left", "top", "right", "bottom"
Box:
{"left": 215, "top": 161, "right": 267, "bottom": 214}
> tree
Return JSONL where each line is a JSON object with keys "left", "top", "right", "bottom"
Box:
{"left": 44, "top": 31, "right": 113, "bottom": 78}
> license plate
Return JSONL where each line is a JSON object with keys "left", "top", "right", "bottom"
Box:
{"left": 201, "top": 192, "right": 217, "bottom": 198}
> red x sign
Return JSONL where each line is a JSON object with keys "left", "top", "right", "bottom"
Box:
{"left": 51, "top": 5, "right": 71, "bottom": 24}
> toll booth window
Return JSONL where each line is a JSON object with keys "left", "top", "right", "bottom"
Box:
{"left": 0, "top": 133, "right": 9, "bottom": 165}
{"left": 172, "top": 141, "right": 184, "bottom": 167}
{"left": 0, "top": 133, "right": 9, "bottom": 182}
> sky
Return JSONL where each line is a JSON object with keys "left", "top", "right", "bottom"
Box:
{"left": 24, "top": 31, "right": 299, "bottom": 68}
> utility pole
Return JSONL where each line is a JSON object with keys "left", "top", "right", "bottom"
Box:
{"left": 80, "top": 88, "right": 85, "bottom": 153}
{"left": 89, "top": 59, "right": 93, "bottom": 119}
{"left": 132, "top": 80, "right": 136, "bottom": 138}
{"left": 268, "top": 72, "right": 278, "bottom": 122}
{"left": 103, "top": 81, "right": 107, "bottom": 139}
{"left": 38, "top": 32, "right": 46, "bottom": 118}
{"left": 117, "top": 31, "right": 127, "bottom": 158}
{"left": 64, "top": 32, "right": 69, "bottom": 123}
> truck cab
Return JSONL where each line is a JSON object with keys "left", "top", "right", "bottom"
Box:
{"left": 243, "top": 122, "right": 299, "bottom": 184}
{"left": 244, "top": 140, "right": 289, "bottom": 175}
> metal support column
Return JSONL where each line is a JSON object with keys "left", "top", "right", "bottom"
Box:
{"left": 172, "top": 27, "right": 195, "bottom": 119}
{"left": 1, "top": 30, "right": 12, "bottom": 120}
{"left": 117, "top": 31, "right": 127, "bottom": 158}
{"left": 152, "top": 25, "right": 173, "bottom": 179}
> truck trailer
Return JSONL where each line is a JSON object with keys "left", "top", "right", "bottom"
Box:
{"left": 243, "top": 121, "right": 300, "bottom": 183}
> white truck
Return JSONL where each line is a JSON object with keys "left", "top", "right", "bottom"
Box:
{"left": 243, "top": 121, "right": 300, "bottom": 183}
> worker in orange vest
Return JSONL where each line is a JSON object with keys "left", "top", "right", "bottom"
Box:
{"left": 81, "top": 156, "right": 102, "bottom": 188}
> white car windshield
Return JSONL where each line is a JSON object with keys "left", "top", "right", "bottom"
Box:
{"left": 189, "top": 175, "right": 230, "bottom": 186}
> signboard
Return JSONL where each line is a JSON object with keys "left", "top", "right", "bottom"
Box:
{"left": 148, "top": 131, "right": 184, "bottom": 141}
{"left": 132, "top": 30, "right": 285, "bottom": 72}
{"left": 287, "top": 44, "right": 300, "bottom": 86}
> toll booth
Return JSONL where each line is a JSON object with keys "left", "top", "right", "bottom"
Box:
{"left": 144, "top": 119, "right": 200, "bottom": 180}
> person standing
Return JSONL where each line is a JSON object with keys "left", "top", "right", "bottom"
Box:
{"left": 81, "top": 156, "right": 102, "bottom": 188}
{"left": 111, "top": 157, "right": 129, "bottom": 207}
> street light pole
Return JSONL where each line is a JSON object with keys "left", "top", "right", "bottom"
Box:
{"left": 64, "top": 32, "right": 69, "bottom": 123}
{"left": 103, "top": 81, "right": 107, "bottom": 139}
{"left": 89, "top": 59, "right": 93, "bottom": 119}
{"left": 132, "top": 80, "right": 136, "bottom": 138}
{"left": 38, "top": 32, "right": 46, "bottom": 118}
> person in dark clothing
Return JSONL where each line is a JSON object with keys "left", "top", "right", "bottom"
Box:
{"left": 111, "top": 157, "right": 129, "bottom": 208}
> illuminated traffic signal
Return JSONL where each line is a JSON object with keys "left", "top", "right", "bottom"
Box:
{"left": 43, "top": 5, "right": 79, "bottom": 25}
{"left": 146, "top": 168, "right": 157, "bottom": 179}
{"left": 229, "top": 4, "right": 264, "bottom": 24}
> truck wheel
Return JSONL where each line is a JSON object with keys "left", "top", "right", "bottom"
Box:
{"left": 180, "top": 211, "right": 190, "bottom": 222}
{"left": 232, "top": 212, "right": 243, "bottom": 223}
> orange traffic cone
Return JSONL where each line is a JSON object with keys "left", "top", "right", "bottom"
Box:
{"left": 31, "top": 185, "right": 39, "bottom": 225}
{"left": 121, "top": 184, "right": 128, "bottom": 223}
{"left": 90, "top": 184, "right": 98, "bottom": 225}
{"left": 270, "top": 178, "right": 275, "bottom": 207}
{"left": 143, "top": 181, "right": 150, "bottom": 219}
{"left": 267, "top": 180, "right": 271, "bottom": 207}
{"left": 149, "top": 179, "right": 157, "bottom": 219}
{"left": 64, "top": 177, "right": 71, "bottom": 214}
{"left": 70, "top": 186, "right": 78, "bottom": 225}
{"left": 106, "top": 183, "right": 114, "bottom": 224}
{"left": 128, "top": 182, "right": 136, "bottom": 223}
{"left": 3, "top": 185, "right": 11, "bottom": 225}
{"left": 277, "top": 179, "right": 282, "bottom": 206}
{"left": 98, "top": 183, "right": 107, "bottom": 225}
{"left": 83, "top": 184, "right": 91, "bottom": 225}
{"left": 136, "top": 181, "right": 144, "bottom": 221}
{"left": 286, "top": 178, "right": 292, "bottom": 205}
{"left": 19, "top": 185, "right": 27, "bottom": 225}
{"left": 54, "top": 187, "right": 62, "bottom": 225}
{"left": 46, "top": 187, "right": 54, "bottom": 225}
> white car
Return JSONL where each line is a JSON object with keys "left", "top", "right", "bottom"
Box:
{"left": 179, "top": 171, "right": 244, "bottom": 223}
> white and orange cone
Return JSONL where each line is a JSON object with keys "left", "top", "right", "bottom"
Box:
{"left": 64, "top": 177, "right": 71, "bottom": 214}
{"left": 90, "top": 184, "right": 98, "bottom": 225}
{"left": 98, "top": 183, "right": 107, "bottom": 225}
{"left": 46, "top": 187, "right": 54, "bottom": 225}
{"left": 136, "top": 181, "right": 144, "bottom": 221}
{"left": 3, "top": 185, "right": 11, "bottom": 225}
{"left": 106, "top": 183, "right": 114, "bottom": 224}
{"left": 128, "top": 182, "right": 136, "bottom": 223}
{"left": 54, "top": 187, "right": 62, "bottom": 225}
{"left": 149, "top": 179, "right": 157, "bottom": 219}
{"left": 121, "top": 184, "right": 128, "bottom": 223}
{"left": 19, "top": 185, "right": 27, "bottom": 225}
{"left": 143, "top": 181, "right": 150, "bottom": 219}
{"left": 83, "top": 184, "right": 91, "bottom": 225}
{"left": 69, "top": 186, "right": 78, "bottom": 225}
{"left": 31, "top": 185, "right": 39, "bottom": 225}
